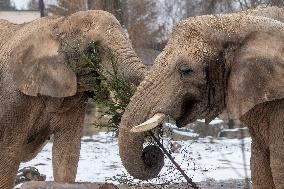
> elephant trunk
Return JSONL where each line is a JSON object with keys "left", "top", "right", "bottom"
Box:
{"left": 118, "top": 89, "right": 164, "bottom": 180}
{"left": 105, "top": 41, "right": 147, "bottom": 86}
{"left": 86, "top": 11, "right": 163, "bottom": 179}
{"left": 89, "top": 12, "right": 147, "bottom": 86}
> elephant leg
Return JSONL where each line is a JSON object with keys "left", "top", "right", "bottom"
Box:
{"left": 269, "top": 103, "right": 284, "bottom": 189}
{"left": 250, "top": 137, "right": 275, "bottom": 189}
{"left": 52, "top": 102, "right": 86, "bottom": 182}
{"left": 0, "top": 144, "right": 22, "bottom": 189}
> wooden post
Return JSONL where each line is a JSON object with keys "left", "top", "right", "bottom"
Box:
{"left": 39, "top": 0, "right": 45, "bottom": 17}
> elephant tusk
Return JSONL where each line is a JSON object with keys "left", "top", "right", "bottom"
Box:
{"left": 130, "top": 113, "right": 167, "bottom": 133}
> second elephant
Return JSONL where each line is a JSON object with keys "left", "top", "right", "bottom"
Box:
{"left": 118, "top": 7, "right": 284, "bottom": 189}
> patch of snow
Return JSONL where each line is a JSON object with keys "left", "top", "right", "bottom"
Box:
{"left": 222, "top": 127, "right": 249, "bottom": 132}
{"left": 172, "top": 130, "right": 200, "bottom": 138}
{"left": 209, "top": 118, "right": 224, "bottom": 125}
{"left": 19, "top": 132, "right": 251, "bottom": 185}
{"left": 163, "top": 122, "right": 177, "bottom": 128}
{"left": 197, "top": 118, "right": 224, "bottom": 125}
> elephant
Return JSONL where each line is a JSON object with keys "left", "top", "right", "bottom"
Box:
{"left": 118, "top": 7, "right": 284, "bottom": 189}
{"left": 0, "top": 10, "right": 147, "bottom": 189}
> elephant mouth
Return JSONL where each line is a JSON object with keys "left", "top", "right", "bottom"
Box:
{"left": 176, "top": 97, "right": 200, "bottom": 128}
{"left": 76, "top": 68, "right": 101, "bottom": 92}
{"left": 131, "top": 97, "right": 200, "bottom": 133}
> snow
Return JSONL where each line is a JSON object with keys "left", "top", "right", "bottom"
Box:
{"left": 172, "top": 129, "right": 200, "bottom": 138}
{"left": 19, "top": 132, "right": 251, "bottom": 185}
{"left": 222, "top": 127, "right": 248, "bottom": 132}
{"left": 197, "top": 118, "right": 224, "bottom": 125}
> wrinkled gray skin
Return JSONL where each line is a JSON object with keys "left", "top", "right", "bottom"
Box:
{"left": 0, "top": 11, "right": 146, "bottom": 189}
{"left": 119, "top": 7, "right": 284, "bottom": 189}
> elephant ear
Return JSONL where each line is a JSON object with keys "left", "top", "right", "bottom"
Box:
{"left": 227, "top": 32, "right": 284, "bottom": 119}
{"left": 10, "top": 31, "right": 77, "bottom": 97}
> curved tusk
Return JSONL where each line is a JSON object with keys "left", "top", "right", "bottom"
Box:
{"left": 130, "top": 113, "right": 167, "bottom": 133}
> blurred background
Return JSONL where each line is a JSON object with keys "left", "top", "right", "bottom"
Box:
{"left": 1, "top": 0, "right": 283, "bottom": 137}
{"left": 2, "top": 0, "right": 284, "bottom": 53}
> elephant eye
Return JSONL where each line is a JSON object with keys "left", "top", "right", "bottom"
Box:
{"left": 179, "top": 64, "right": 193, "bottom": 78}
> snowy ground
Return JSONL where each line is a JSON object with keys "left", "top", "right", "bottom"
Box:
{"left": 19, "top": 131, "right": 251, "bottom": 186}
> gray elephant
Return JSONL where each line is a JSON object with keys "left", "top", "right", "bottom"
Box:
{"left": 118, "top": 7, "right": 284, "bottom": 189}
{"left": 0, "top": 11, "right": 147, "bottom": 189}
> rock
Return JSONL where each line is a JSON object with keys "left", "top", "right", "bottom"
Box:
{"left": 163, "top": 119, "right": 224, "bottom": 140}
{"left": 162, "top": 123, "right": 200, "bottom": 141}
{"left": 218, "top": 127, "right": 250, "bottom": 139}
{"left": 170, "top": 142, "right": 182, "bottom": 153}
{"left": 16, "top": 167, "right": 46, "bottom": 185}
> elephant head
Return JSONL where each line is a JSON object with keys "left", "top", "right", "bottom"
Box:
{"left": 9, "top": 10, "right": 146, "bottom": 98}
{"left": 118, "top": 10, "right": 284, "bottom": 179}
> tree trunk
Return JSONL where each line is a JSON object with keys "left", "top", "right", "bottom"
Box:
{"left": 0, "top": 0, "right": 14, "bottom": 10}
{"left": 39, "top": 0, "right": 45, "bottom": 17}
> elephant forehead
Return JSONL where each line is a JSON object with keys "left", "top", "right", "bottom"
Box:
{"left": 166, "top": 32, "right": 214, "bottom": 61}
{"left": 162, "top": 42, "right": 212, "bottom": 67}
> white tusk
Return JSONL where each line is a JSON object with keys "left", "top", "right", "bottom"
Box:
{"left": 130, "top": 113, "right": 167, "bottom": 133}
